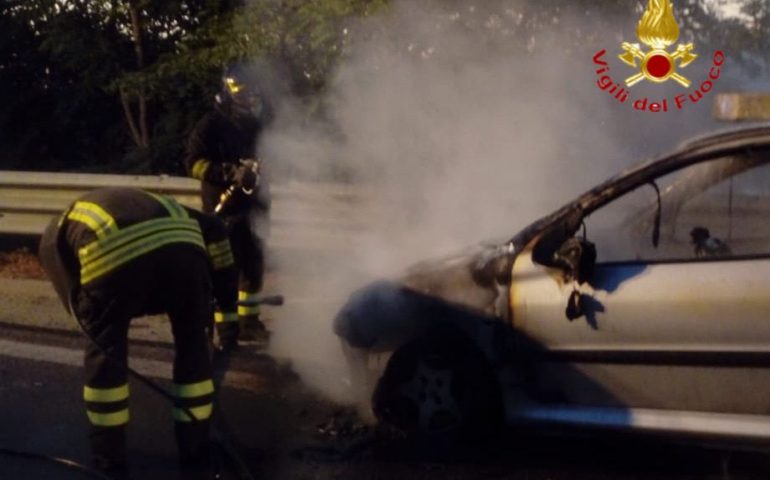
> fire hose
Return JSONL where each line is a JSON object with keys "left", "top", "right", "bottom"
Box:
{"left": 0, "top": 294, "right": 283, "bottom": 480}
{"left": 1, "top": 160, "right": 278, "bottom": 478}
{"left": 211, "top": 157, "right": 281, "bottom": 479}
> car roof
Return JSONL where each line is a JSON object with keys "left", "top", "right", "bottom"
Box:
{"left": 678, "top": 125, "right": 770, "bottom": 153}
{"left": 509, "top": 125, "right": 770, "bottom": 250}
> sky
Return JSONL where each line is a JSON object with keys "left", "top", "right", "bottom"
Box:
{"left": 708, "top": 0, "right": 749, "bottom": 21}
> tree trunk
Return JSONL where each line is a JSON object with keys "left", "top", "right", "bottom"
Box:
{"left": 124, "top": 0, "right": 149, "bottom": 149}
{"left": 119, "top": 86, "right": 143, "bottom": 147}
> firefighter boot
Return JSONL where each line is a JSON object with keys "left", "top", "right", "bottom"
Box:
{"left": 215, "top": 321, "right": 240, "bottom": 352}
{"left": 175, "top": 421, "right": 212, "bottom": 480}
{"left": 90, "top": 425, "right": 128, "bottom": 477}
{"left": 238, "top": 313, "right": 269, "bottom": 342}
{"left": 237, "top": 291, "right": 269, "bottom": 342}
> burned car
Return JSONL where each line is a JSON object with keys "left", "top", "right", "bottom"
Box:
{"left": 334, "top": 126, "right": 770, "bottom": 444}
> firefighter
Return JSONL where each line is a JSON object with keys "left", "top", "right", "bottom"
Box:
{"left": 185, "top": 62, "right": 272, "bottom": 348}
{"left": 38, "top": 187, "right": 238, "bottom": 478}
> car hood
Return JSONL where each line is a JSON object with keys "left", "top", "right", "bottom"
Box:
{"left": 333, "top": 242, "right": 516, "bottom": 350}
{"left": 399, "top": 242, "right": 516, "bottom": 316}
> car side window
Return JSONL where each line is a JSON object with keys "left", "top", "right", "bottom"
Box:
{"left": 585, "top": 153, "right": 770, "bottom": 263}
{"left": 674, "top": 156, "right": 770, "bottom": 258}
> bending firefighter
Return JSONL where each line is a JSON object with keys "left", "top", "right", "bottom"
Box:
{"left": 185, "top": 63, "right": 272, "bottom": 349}
{"left": 38, "top": 187, "right": 238, "bottom": 478}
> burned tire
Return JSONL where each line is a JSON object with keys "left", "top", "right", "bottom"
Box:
{"left": 372, "top": 327, "right": 501, "bottom": 439}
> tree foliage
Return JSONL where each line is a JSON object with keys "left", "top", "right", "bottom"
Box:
{"left": 0, "top": 0, "right": 765, "bottom": 174}
{"left": 0, "top": 0, "right": 387, "bottom": 173}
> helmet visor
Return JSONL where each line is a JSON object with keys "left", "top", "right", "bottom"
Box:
{"left": 225, "top": 76, "right": 262, "bottom": 114}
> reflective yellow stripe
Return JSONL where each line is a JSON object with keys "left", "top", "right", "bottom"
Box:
{"left": 207, "top": 240, "right": 234, "bottom": 270}
{"left": 238, "top": 291, "right": 260, "bottom": 316}
{"left": 145, "top": 192, "right": 188, "bottom": 219}
{"left": 77, "top": 218, "right": 203, "bottom": 284}
{"left": 67, "top": 202, "right": 117, "bottom": 239}
{"left": 80, "top": 230, "right": 204, "bottom": 284}
{"left": 191, "top": 159, "right": 210, "bottom": 180}
{"left": 81, "top": 229, "right": 202, "bottom": 274}
{"left": 210, "top": 251, "right": 234, "bottom": 270}
{"left": 81, "top": 231, "right": 204, "bottom": 284}
{"left": 238, "top": 291, "right": 259, "bottom": 301}
{"left": 78, "top": 218, "right": 198, "bottom": 261}
{"left": 224, "top": 77, "right": 242, "bottom": 94}
{"left": 173, "top": 404, "right": 213, "bottom": 422}
{"left": 238, "top": 304, "right": 260, "bottom": 316}
{"left": 172, "top": 379, "right": 214, "bottom": 398}
{"left": 84, "top": 384, "right": 129, "bottom": 402}
{"left": 87, "top": 409, "right": 129, "bottom": 427}
{"left": 206, "top": 240, "right": 231, "bottom": 255}
{"left": 215, "top": 312, "right": 238, "bottom": 323}
{"left": 163, "top": 196, "right": 187, "bottom": 218}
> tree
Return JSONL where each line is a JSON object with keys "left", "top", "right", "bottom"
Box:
{"left": 0, "top": 1, "right": 131, "bottom": 170}
{"left": 0, "top": 0, "right": 763, "bottom": 174}
{"left": 7, "top": 0, "right": 390, "bottom": 172}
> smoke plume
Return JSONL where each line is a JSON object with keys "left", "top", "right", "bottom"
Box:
{"left": 257, "top": 0, "right": 757, "bottom": 404}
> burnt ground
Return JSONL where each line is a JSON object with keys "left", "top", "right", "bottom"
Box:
{"left": 1, "top": 244, "right": 770, "bottom": 479}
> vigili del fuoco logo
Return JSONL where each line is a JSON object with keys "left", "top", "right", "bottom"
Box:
{"left": 592, "top": 0, "right": 725, "bottom": 113}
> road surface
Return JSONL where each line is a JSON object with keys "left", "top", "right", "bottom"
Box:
{"left": 0, "top": 272, "right": 768, "bottom": 479}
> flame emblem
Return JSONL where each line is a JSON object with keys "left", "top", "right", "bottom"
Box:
{"left": 619, "top": 0, "right": 697, "bottom": 87}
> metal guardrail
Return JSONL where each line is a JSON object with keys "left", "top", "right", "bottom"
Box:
{"left": 0, "top": 171, "right": 203, "bottom": 235}
{"left": 0, "top": 171, "right": 368, "bottom": 251}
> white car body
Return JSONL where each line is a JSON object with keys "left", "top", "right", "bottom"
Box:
{"left": 334, "top": 126, "right": 770, "bottom": 447}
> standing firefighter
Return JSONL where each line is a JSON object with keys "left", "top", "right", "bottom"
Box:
{"left": 38, "top": 187, "right": 237, "bottom": 478}
{"left": 185, "top": 63, "right": 272, "bottom": 349}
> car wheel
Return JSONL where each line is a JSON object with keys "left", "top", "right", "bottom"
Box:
{"left": 372, "top": 327, "right": 501, "bottom": 439}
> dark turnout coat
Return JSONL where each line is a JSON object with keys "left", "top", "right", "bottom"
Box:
{"left": 38, "top": 187, "right": 237, "bottom": 317}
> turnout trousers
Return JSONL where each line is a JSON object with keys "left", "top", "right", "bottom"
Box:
{"left": 218, "top": 213, "right": 266, "bottom": 339}
{"left": 73, "top": 245, "right": 215, "bottom": 472}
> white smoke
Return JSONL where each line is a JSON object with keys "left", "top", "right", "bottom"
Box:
{"left": 258, "top": 0, "right": 761, "bottom": 404}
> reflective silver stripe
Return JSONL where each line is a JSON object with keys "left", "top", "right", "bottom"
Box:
{"left": 78, "top": 217, "right": 198, "bottom": 261}
{"left": 146, "top": 192, "right": 188, "bottom": 219}
{"left": 207, "top": 240, "right": 234, "bottom": 269}
{"left": 84, "top": 384, "right": 129, "bottom": 402}
{"left": 173, "top": 404, "right": 213, "bottom": 422}
{"left": 238, "top": 291, "right": 259, "bottom": 301}
{"left": 215, "top": 311, "right": 238, "bottom": 323}
{"left": 172, "top": 379, "right": 214, "bottom": 398}
{"left": 210, "top": 251, "right": 234, "bottom": 270}
{"left": 207, "top": 239, "right": 230, "bottom": 252}
{"left": 67, "top": 202, "right": 118, "bottom": 239}
{"left": 207, "top": 239, "right": 231, "bottom": 255}
{"left": 80, "top": 229, "right": 204, "bottom": 284}
{"left": 191, "top": 159, "right": 210, "bottom": 180}
{"left": 87, "top": 409, "right": 129, "bottom": 427}
{"left": 238, "top": 304, "right": 260, "bottom": 316}
{"left": 77, "top": 218, "right": 204, "bottom": 284}
{"left": 238, "top": 291, "right": 260, "bottom": 316}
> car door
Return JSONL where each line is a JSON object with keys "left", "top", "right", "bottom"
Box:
{"left": 509, "top": 153, "right": 770, "bottom": 420}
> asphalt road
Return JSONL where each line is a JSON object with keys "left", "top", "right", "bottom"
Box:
{"left": 0, "top": 247, "right": 767, "bottom": 480}
{"left": 0, "top": 320, "right": 329, "bottom": 480}
{"left": 3, "top": 307, "right": 770, "bottom": 480}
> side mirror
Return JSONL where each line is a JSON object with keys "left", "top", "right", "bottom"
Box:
{"left": 552, "top": 237, "right": 596, "bottom": 284}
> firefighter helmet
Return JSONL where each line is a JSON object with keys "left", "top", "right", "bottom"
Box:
{"left": 219, "top": 63, "right": 265, "bottom": 118}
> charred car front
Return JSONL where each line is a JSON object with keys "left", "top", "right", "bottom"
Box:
{"left": 334, "top": 126, "right": 770, "bottom": 445}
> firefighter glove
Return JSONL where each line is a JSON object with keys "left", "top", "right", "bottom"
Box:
{"left": 230, "top": 163, "right": 257, "bottom": 191}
